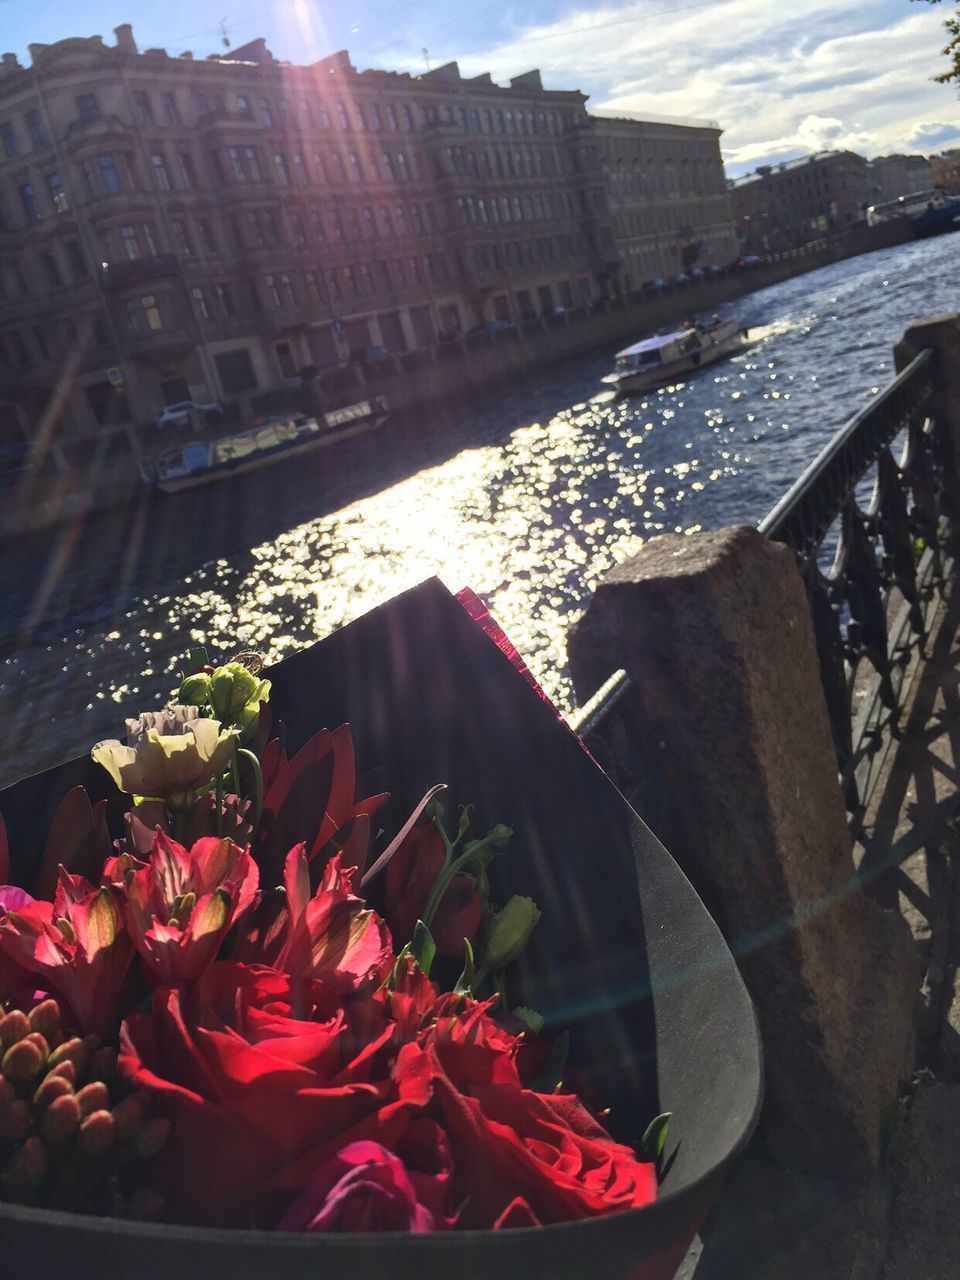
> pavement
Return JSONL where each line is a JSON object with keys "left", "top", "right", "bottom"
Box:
{"left": 678, "top": 583, "right": 960, "bottom": 1280}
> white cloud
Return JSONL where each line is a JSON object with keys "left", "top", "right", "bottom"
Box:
{"left": 372, "top": 0, "right": 960, "bottom": 174}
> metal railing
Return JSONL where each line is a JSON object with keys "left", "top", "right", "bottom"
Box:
{"left": 569, "top": 347, "right": 955, "bottom": 816}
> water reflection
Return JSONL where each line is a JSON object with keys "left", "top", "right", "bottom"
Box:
{"left": 2, "top": 233, "right": 959, "bottom": 785}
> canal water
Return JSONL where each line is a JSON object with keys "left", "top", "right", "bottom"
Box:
{"left": 2, "top": 233, "right": 959, "bottom": 786}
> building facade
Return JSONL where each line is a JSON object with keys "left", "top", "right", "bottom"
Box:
{"left": 930, "top": 149, "right": 960, "bottom": 195}
{"left": 591, "top": 110, "right": 737, "bottom": 288}
{"left": 0, "top": 23, "right": 732, "bottom": 460}
{"left": 729, "top": 151, "right": 870, "bottom": 253}
{"left": 867, "top": 153, "right": 936, "bottom": 204}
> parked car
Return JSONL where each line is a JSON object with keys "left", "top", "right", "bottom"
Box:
{"left": 154, "top": 400, "right": 222, "bottom": 429}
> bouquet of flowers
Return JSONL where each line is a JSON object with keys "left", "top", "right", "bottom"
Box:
{"left": 0, "top": 649, "right": 663, "bottom": 1233}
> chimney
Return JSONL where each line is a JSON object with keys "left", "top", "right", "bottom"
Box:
{"left": 0, "top": 52, "right": 21, "bottom": 76}
{"left": 178, "top": 50, "right": 194, "bottom": 60}
{"left": 114, "top": 24, "right": 138, "bottom": 54}
{"left": 28, "top": 43, "right": 49, "bottom": 63}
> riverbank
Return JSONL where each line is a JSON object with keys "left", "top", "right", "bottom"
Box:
{"left": 1, "top": 218, "right": 914, "bottom": 539}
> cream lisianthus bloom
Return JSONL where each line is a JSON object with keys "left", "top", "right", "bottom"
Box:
{"left": 92, "top": 705, "right": 239, "bottom": 805}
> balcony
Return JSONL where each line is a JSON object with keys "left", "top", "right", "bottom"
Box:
{"left": 99, "top": 253, "right": 181, "bottom": 291}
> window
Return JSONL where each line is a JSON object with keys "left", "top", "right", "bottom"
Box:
{"left": 137, "top": 294, "right": 163, "bottom": 332}
{"left": 263, "top": 208, "right": 281, "bottom": 244}
{"left": 228, "top": 147, "right": 245, "bottom": 181}
{"left": 336, "top": 101, "right": 349, "bottom": 129}
{"left": 120, "top": 225, "right": 140, "bottom": 260}
{"left": 134, "top": 92, "right": 153, "bottom": 125}
{"left": 370, "top": 104, "right": 382, "bottom": 130}
{"left": 208, "top": 150, "right": 225, "bottom": 184}
{"left": 379, "top": 205, "right": 393, "bottom": 236}
{"left": 246, "top": 210, "right": 264, "bottom": 247}
{"left": 304, "top": 271, "right": 320, "bottom": 302}
{"left": 162, "top": 92, "right": 179, "bottom": 124}
{"left": 40, "top": 251, "right": 63, "bottom": 290}
{"left": 385, "top": 104, "right": 398, "bottom": 130}
{"left": 290, "top": 211, "right": 306, "bottom": 245}
{"left": 25, "top": 109, "right": 48, "bottom": 148}
{"left": 215, "top": 281, "right": 235, "bottom": 316}
{"left": 243, "top": 147, "right": 262, "bottom": 181}
{"left": 276, "top": 341, "right": 297, "bottom": 379}
{"left": 227, "top": 213, "right": 244, "bottom": 251}
{"left": 363, "top": 206, "right": 377, "bottom": 238}
{"left": 247, "top": 280, "right": 263, "bottom": 313}
{"left": 97, "top": 153, "right": 122, "bottom": 194}
{"left": 216, "top": 348, "right": 257, "bottom": 393}
{"left": 394, "top": 204, "right": 407, "bottom": 233}
{"left": 76, "top": 94, "right": 101, "bottom": 123}
{"left": 316, "top": 103, "right": 330, "bottom": 129}
{"left": 400, "top": 104, "right": 413, "bottom": 131}
{"left": 330, "top": 152, "right": 345, "bottom": 182}
{"left": 46, "top": 173, "right": 68, "bottom": 213}
{"left": 65, "top": 241, "right": 87, "bottom": 280}
{"left": 396, "top": 151, "right": 409, "bottom": 182}
{"left": 259, "top": 98, "right": 273, "bottom": 127}
{"left": 236, "top": 95, "right": 251, "bottom": 118}
{"left": 178, "top": 153, "right": 196, "bottom": 189}
{"left": 355, "top": 105, "right": 367, "bottom": 130}
{"left": 349, "top": 152, "right": 363, "bottom": 182}
{"left": 376, "top": 259, "right": 391, "bottom": 291}
{"left": 380, "top": 151, "right": 394, "bottom": 182}
{"left": 171, "top": 218, "right": 193, "bottom": 255}
{"left": 280, "top": 272, "right": 296, "bottom": 304}
{"left": 151, "top": 152, "right": 171, "bottom": 191}
{"left": 273, "top": 151, "right": 290, "bottom": 184}
{"left": 191, "top": 285, "right": 210, "bottom": 321}
{"left": 33, "top": 327, "right": 50, "bottom": 361}
{"left": 0, "top": 122, "right": 18, "bottom": 157}
{"left": 142, "top": 222, "right": 158, "bottom": 255}
{"left": 310, "top": 209, "right": 325, "bottom": 241}
{"left": 198, "top": 218, "right": 217, "bottom": 253}
{"left": 19, "top": 184, "right": 38, "bottom": 222}
{"left": 266, "top": 273, "right": 283, "bottom": 309}
{"left": 293, "top": 152, "right": 308, "bottom": 185}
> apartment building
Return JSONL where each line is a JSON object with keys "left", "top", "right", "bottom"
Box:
{"left": 867, "top": 153, "right": 936, "bottom": 203}
{"left": 591, "top": 110, "right": 737, "bottom": 288}
{"left": 930, "top": 149, "right": 960, "bottom": 195}
{"left": 0, "top": 23, "right": 728, "bottom": 458}
{"left": 729, "top": 151, "right": 870, "bottom": 253}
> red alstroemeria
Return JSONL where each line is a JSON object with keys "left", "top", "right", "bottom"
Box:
{"left": 384, "top": 823, "right": 483, "bottom": 958}
{"left": 255, "top": 725, "right": 386, "bottom": 883}
{"left": 124, "top": 832, "right": 259, "bottom": 984}
{"left": 262, "top": 847, "right": 392, "bottom": 993}
{"left": 0, "top": 867, "right": 132, "bottom": 1036}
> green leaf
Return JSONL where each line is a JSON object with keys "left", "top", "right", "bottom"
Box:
{"left": 454, "top": 937, "right": 476, "bottom": 995}
{"left": 185, "top": 646, "right": 211, "bottom": 676}
{"left": 411, "top": 919, "right": 436, "bottom": 978}
{"left": 640, "top": 1112, "right": 672, "bottom": 1163}
{"left": 530, "top": 1030, "right": 569, "bottom": 1094}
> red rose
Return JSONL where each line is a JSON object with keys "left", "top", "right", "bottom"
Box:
{"left": 276, "top": 1139, "right": 444, "bottom": 1233}
{"left": 393, "top": 1000, "right": 657, "bottom": 1228}
{"left": 119, "top": 960, "right": 413, "bottom": 1225}
{"left": 384, "top": 824, "right": 482, "bottom": 958}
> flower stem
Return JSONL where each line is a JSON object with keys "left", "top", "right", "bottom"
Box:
{"left": 238, "top": 748, "right": 264, "bottom": 831}
{"left": 214, "top": 771, "right": 224, "bottom": 837}
{"left": 420, "top": 834, "right": 496, "bottom": 929}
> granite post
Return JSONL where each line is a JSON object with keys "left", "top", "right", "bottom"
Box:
{"left": 568, "top": 526, "right": 918, "bottom": 1177}
{"left": 894, "top": 311, "right": 960, "bottom": 481}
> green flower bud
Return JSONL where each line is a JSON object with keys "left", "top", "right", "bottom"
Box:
{"left": 482, "top": 895, "right": 541, "bottom": 972}
{"left": 179, "top": 672, "right": 211, "bottom": 708}
{"left": 209, "top": 663, "right": 261, "bottom": 722}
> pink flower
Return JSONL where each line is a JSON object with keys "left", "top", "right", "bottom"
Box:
{"left": 242, "top": 848, "right": 391, "bottom": 994}
{"left": 124, "top": 832, "right": 258, "bottom": 984}
{"left": 0, "top": 868, "right": 132, "bottom": 1036}
{"left": 276, "top": 1142, "right": 438, "bottom": 1233}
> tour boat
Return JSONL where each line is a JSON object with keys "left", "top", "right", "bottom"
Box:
{"left": 138, "top": 396, "right": 389, "bottom": 494}
{"left": 601, "top": 319, "right": 747, "bottom": 394}
{"left": 866, "top": 188, "right": 960, "bottom": 238}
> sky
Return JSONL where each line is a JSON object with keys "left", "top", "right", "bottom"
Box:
{"left": 1, "top": 0, "right": 958, "bottom": 175}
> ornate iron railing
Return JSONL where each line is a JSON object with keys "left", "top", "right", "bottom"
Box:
{"left": 758, "top": 349, "right": 951, "bottom": 812}
{"left": 569, "top": 347, "right": 955, "bottom": 817}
